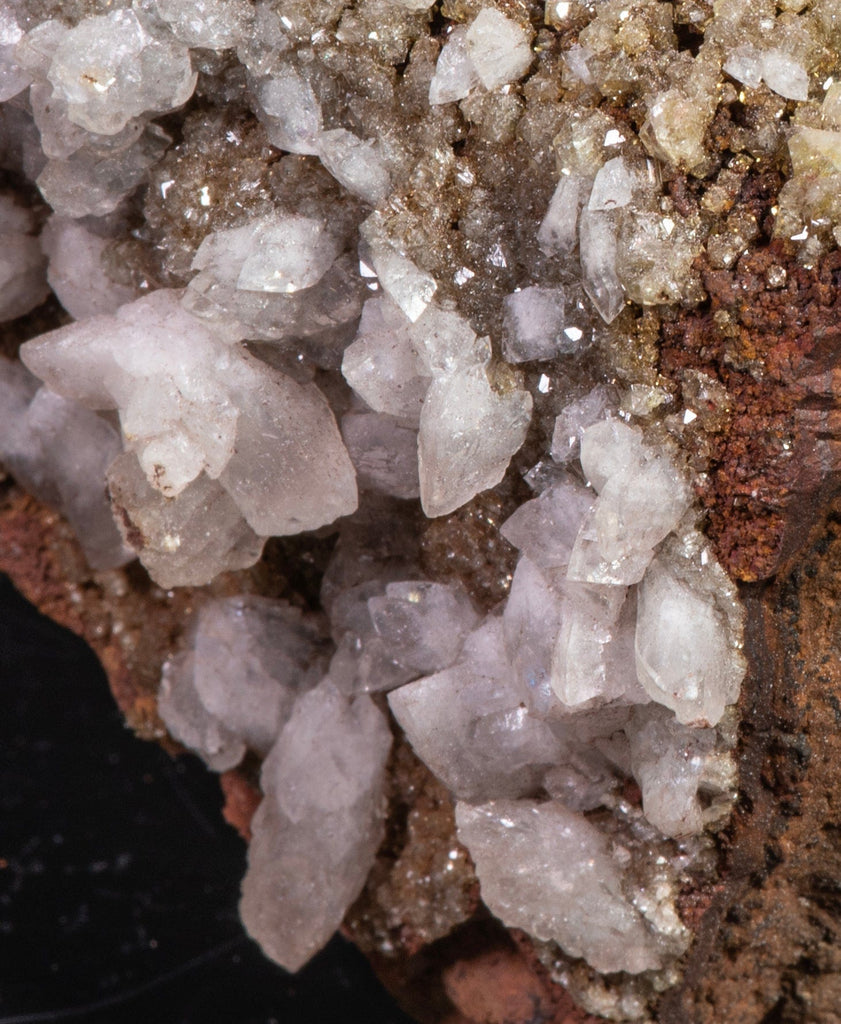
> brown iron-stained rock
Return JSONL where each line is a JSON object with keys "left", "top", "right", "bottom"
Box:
{"left": 660, "top": 235, "right": 841, "bottom": 582}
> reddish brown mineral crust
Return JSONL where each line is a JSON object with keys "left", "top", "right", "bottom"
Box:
{"left": 660, "top": 238, "right": 841, "bottom": 582}
{"left": 442, "top": 946, "right": 601, "bottom": 1024}
{"left": 219, "top": 769, "right": 262, "bottom": 843}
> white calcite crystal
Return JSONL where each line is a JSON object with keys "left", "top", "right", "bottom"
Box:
{"left": 578, "top": 207, "right": 625, "bottom": 324}
{"left": 317, "top": 129, "right": 392, "bottom": 207}
{"left": 46, "top": 10, "right": 195, "bottom": 136}
{"left": 635, "top": 535, "right": 745, "bottom": 727}
{"left": 723, "top": 45, "right": 809, "bottom": 102}
{"left": 568, "top": 420, "right": 692, "bottom": 586}
{"left": 190, "top": 596, "right": 328, "bottom": 757}
{"left": 0, "top": 4, "right": 29, "bottom": 102}
{"left": 626, "top": 704, "right": 719, "bottom": 839}
{"left": 158, "top": 652, "right": 246, "bottom": 772}
{"left": 418, "top": 364, "right": 532, "bottom": 517}
{"left": 368, "top": 580, "right": 479, "bottom": 674}
{"left": 341, "top": 411, "right": 420, "bottom": 499}
{"left": 538, "top": 173, "right": 584, "bottom": 256}
{"left": 456, "top": 800, "right": 687, "bottom": 974}
{"left": 0, "top": 192, "right": 48, "bottom": 321}
{"left": 154, "top": 0, "right": 254, "bottom": 50}
{"left": 240, "top": 680, "right": 391, "bottom": 972}
{"left": 185, "top": 213, "right": 364, "bottom": 345}
{"left": 20, "top": 289, "right": 358, "bottom": 574}
{"left": 360, "top": 213, "right": 437, "bottom": 323}
{"left": 502, "top": 286, "right": 570, "bottom": 363}
{"left": 341, "top": 295, "right": 434, "bottom": 424}
{"left": 464, "top": 10, "right": 533, "bottom": 91}
{"left": 389, "top": 617, "right": 561, "bottom": 802}
{"left": 253, "top": 64, "right": 323, "bottom": 155}
{"left": 41, "top": 215, "right": 138, "bottom": 319}
{"left": 106, "top": 451, "right": 265, "bottom": 589}
{"left": 0, "top": 360, "right": 131, "bottom": 569}
{"left": 429, "top": 27, "right": 480, "bottom": 106}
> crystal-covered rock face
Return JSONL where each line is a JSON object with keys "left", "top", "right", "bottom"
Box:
{"left": 0, "top": 0, "right": 773, "bottom": 1006}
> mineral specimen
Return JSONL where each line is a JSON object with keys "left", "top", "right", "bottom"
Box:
{"left": 8, "top": 0, "right": 841, "bottom": 1017}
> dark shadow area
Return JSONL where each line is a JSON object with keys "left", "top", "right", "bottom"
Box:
{"left": 0, "top": 574, "right": 416, "bottom": 1024}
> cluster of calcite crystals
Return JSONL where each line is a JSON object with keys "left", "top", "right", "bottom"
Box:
{"left": 7, "top": 0, "right": 835, "bottom": 1009}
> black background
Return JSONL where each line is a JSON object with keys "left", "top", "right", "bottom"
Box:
{"left": 0, "top": 573, "right": 417, "bottom": 1024}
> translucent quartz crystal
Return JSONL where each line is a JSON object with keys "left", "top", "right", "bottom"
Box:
{"left": 456, "top": 800, "right": 685, "bottom": 975}
{"left": 240, "top": 680, "right": 392, "bottom": 972}
{"left": 227, "top": 215, "right": 343, "bottom": 295}
{"left": 46, "top": 9, "right": 196, "bottom": 136}
{"left": 0, "top": 362, "right": 130, "bottom": 569}
{"left": 502, "top": 556, "right": 566, "bottom": 709}
{"left": 0, "top": 192, "right": 48, "bottom": 321}
{"left": 464, "top": 10, "right": 533, "bottom": 91}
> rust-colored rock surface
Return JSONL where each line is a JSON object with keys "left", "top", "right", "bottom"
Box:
{"left": 659, "top": 495, "right": 841, "bottom": 1023}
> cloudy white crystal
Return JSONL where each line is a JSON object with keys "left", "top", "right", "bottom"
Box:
{"left": 429, "top": 27, "right": 480, "bottom": 105}
{"left": 456, "top": 799, "right": 681, "bottom": 974}
{"left": 418, "top": 364, "right": 532, "bottom": 517}
{"left": 240, "top": 680, "right": 391, "bottom": 972}
{"left": 635, "top": 545, "right": 744, "bottom": 726}
{"left": 190, "top": 597, "right": 326, "bottom": 757}
{"left": 464, "top": 10, "right": 533, "bottom": 91}
{"left": 46, "top": 9, "right": 196, "bottom": 136}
